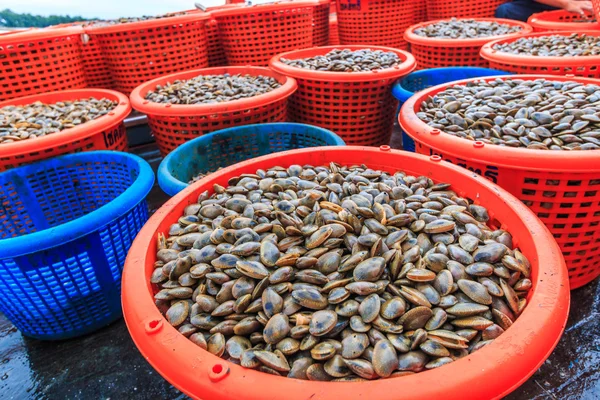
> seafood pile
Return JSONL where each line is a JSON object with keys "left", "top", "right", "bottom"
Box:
{"left": 280, "top": 49, "right": 402, "bottom": 72}
{"left": 492, "top": 33, "right": 600, "bottom": 57}
{"left": 417, "top": 78, "right": 600, "bottom": 150}
{"left": 152, "top": 163, "right": 532, "bottom": 381}
{"left": 413, "top": 19, "right": 522, "bottom": 39}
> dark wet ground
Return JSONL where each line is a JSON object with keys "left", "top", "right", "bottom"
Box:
{"left": 1, "top": 123, "right": 599, "bottom": 400}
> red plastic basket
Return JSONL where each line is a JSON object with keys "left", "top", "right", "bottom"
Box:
{"left": 211, "top": 2, "right": 315, "bottom": 67}
{"left": 527, "top": 10, "right": 600, "bottom": 32}
{"left": 122, "top": 146, "right": 569, "bottom": 400}
{"left": 413, "top": 0, "right": 428, "bottom": 24}
{"left": 86, "top": 14, "right": 210, "bottom": 95}
{"left": 405, "top": 18, "right": 532, "bottom": 69}
{"left": 312, "top": 0, "right": 331, "bottom": 46}
{"left": 129, "top": 66, "right": 297, "bottom": 156}
{"left": 329, "top": 13, "right": 340, "bottom": 45}
{"left": 399, "top": 74, "right": 600, "bottom": 289}
{"left": 0, "top": 89, "right": 130, "bottom": 171}
{"left": 270, "top": 45, "right": 416, "bottom": 146}
{"left": 0, "top": 28, "right": 85, "bottom": 102}
{"left": 426, "top": 0, "right": 509, "bottom": 20}
{"left": 336, "top": 0, "right": 414, "bottom": 50}
{"left": 481, "top": 31, "right": 600, "bottom": 78}
{"left": 593, "top": 0, "right": 600, "bottom": 21}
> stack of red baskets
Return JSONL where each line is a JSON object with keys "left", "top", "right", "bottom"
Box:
{"left": 481, "top": 31, "right": 600, "bottom": 78}
{"left": 86, "top": 14, "right": 210, "bottom": 95}
{"left": 0, "top": 28, "right": 86, "bottom": 101}
{"left": 399, "top": 74, "right": 600, "bottom": 289}
{"left": 336, "top": 0, "right": 414, "bottom": 50}
{"left": 405, "top": 18, "right": 532, "bottom": 69}
{"left": 129, "top": 67, "right": 298, "bottom": 156}
{"left": 270, "top": 46, "right": 416, "bottom": 146}
{"left": 528, "top": 10, "right": 600, "bottom": 32}
{"left": 329, "top": 13, "right": 340, "bottom": 45}
{"left": 211, "top": 2, "right": 315, "bottom": 67}
{"left": 426, "top": 0, "right": 509, "bottom": 19}
{"left": 312, "top": 0, "right": 331, "bottom": 46}
{"left": 0, "top": 89, "right": 130, "bottom": 171}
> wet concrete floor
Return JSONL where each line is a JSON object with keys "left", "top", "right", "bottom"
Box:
{"left": 1, "top": 132, "right": 599, "bottom": 400}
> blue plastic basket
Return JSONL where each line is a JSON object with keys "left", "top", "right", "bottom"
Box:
{"left": 0, "top": 151, "right": 154, "bottom": 340}
{"left": 158, "top": 123, "right": 346, "bottom": 197}
{"left": 392, "top": 67, "right": 511, "bottom": 152}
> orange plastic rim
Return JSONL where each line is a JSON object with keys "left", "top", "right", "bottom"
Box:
{"left": 85, "top": 13, "right": 210, "bottom": 34}
{"left": 0, "top": 26, "right": 83, "bottom": 43}
{"left": 399, "top": 74, "right": 600, "bottom": 288}
{"left": 122, "top": 146, "right": 569, "bottom": 400}
{"left": 527, "top": 10, "right": 600, "bottom": 32}
{"left": 210, "top": 1, "right": 319, "bottom": 18}
{"left": 129, "top": 66, "right": 297, "bottom": 116}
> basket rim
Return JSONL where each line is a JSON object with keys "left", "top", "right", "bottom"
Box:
{"left": 157, "top": 122, "right": 346, "bottom": 197}
{"left": 481, "top": 30, "right": 600, "bottom": 65}
{"left": 0, "top": 150, "right": 154, "bottom": 258}
{"left": 0, "top": 26, "right": 83, "bottom": 44}
{"left": 210, "top": 1, "right": 319, "bottom": 18}
{"left": 84, "top": 12, "right": 210, "bottom": 34}
{"left": 527, "top": 10, "right": 600, "bottom": 30}
{"left": 404, "top": 18, "right": 533, "bottom": 47}
{"left": 269, "top": 45, "right": 417, "bottom": 82}
{"left": 0, "top": 89, "right": 131, "bottom": 156}
{"left": 129, "top": 66, "right": 297, "bottom": 116}
{"left": 122, "top": 146, "right": 569, "bottom": 400}
{"left": 398, "top": 74, "right": 600, "bottom": 171}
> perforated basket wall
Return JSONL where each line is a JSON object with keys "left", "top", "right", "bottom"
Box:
{"left": 271, "top": 46, "right": 416, "bottom": 147}
{"left": 213, "top": 3, "right": 314, "bottom": 67}
{"left": 80, "top": 32, "right": 114, "bottom": 89}
{"left": 313, "top": 0, "right": 331, "bottom": 46}
{"left": 527, "top": 10, "right": 600, "bottom": 32}
{"left": 329, "top": 14, "right": 339, "bottom": 45}
{"left": 336, "top": 0, "right": 414, "bottom": 50}
{"left": 405, "top": 19, "right": 533, "bottom": 70}
{"left": 426, "top": 0, "right": 509, "bottom": 19}
{"left": 88, "top": 15, "right": 210, "bottom": 95}
{"left": 0, "top": 89, "right": 131, "bottom": 171}
{"left": 0, "top": 28, "right": 86, "bottom": 102}
{"left": 413, "top": 0, "right": 427, "bottom": 24}
{"left": 593, "top": 0, "right": 600, "bottom": 22}
{"left": 399, "top": 75, "right": 600, "bottom": 289}
{"left": 0, "top": 151, "right": 154, "bottom": 339}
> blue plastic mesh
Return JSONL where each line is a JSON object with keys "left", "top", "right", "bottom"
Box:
{"left": 0, "top": 153, "right": 152, "bottom": 340}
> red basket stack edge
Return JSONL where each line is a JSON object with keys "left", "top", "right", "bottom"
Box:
{"left": 399, "top": 74, "right": 600, "bottom": 289}
{"left": 336, "top": 0, "right": 414, "bottom": 50}
{"left": 270, "top": 45, "right": 416, "bottom": 146}
{"left": 211, "top": 2, "right": 315, "bottom": 67}
{"left": 413, "top": 0, "right": 428, "bottom": 24}
{"left": 198, "top": 4, "right": 243, "bottom": 67}
{"left": 0, "top": 28, "right": 85, "bottom": 101}
{"left": 0, "top": 89, "right": 130, "bottom": 171}
{"left": 86, "top": 14, "right": 210, "bottom": 95}
{"left": 129, "top": 66, "right": 297, "bottom": 156}
{"left": 482, "top": 31, "right": 600, "bottom": 78}
{"left": 426, "top": 0, "right": 509, "bottom": 20}
{"left": 329, "top": 13, "right": 339, "bottom": 45}
{"left": 405, "top": 18, "right": 532, "bottom": 69}
{"left": 528, "top": 10, "right": 600, "bottom": 32}
{"left": 312, "top": 0, "right": 331, "bottom": 47}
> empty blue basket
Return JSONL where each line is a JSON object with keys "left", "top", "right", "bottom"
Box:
{"left": 0, "top": 151, "right": 154, "bottom": 340}
{"left": 392, "top": 67, "right": 511, "bottom": 152}
{"left": 158, "top": 123, "right": 346, "bottom": 197}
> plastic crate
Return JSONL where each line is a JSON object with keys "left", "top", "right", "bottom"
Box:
{"left": 392, "top": 67, "right": 511, "bottom": 152}
{"left": 0, "top": 151, "right": 154, "bottom": 340}
{"left": 158, "top": 122, "right": 345, "bottom": 196}
{"left": 426, "top": 0, "right": 509, "bottom": 20}
{"left": 122, "top": 146, "right": 569, "bottom": 400}
{"left": 481, "top": 31, "right": 600, "bottom": 78}
{"left": 336, "top": 0, "right": 414, "bottom": 50}
{"left": 86, "top": 14, "right": 210, "bottom": 95}
{"left": 0, "top": 89, "right": 131, "bottom": 171}
{"left": 212, "top": 2, "right": 315, "bottom": 67}
{"left": 328, "top": 13, "right": 339, "bottom": 45}
{"left": 0, "top": 28, "right": 86, "bottom": 102}
{"left": 405, "top": 18, "right": 532, "bottom": 70}
{"left": 528, "top": 10, "right": 600, "bottom": 32}
{"left": 129, "top": 66, "right": 297, "bottom": 156}
{"left": 270, "top": 45, "right": 416, "bottom": 146}
{"left": 399, "top": 74, "right": 600, "bottom": 289}
{"left": 312, "top": 0, "right": 331, "bottom": 46}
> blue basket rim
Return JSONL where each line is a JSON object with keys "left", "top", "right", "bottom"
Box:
{"left": 158, "top": 122, "right": 345, "bottom": 197}
{"left": 0, "top": 150, "right": 155, "bottom": 258}
{"left": 392, "top": 67, "right": 511, "bottom": 102}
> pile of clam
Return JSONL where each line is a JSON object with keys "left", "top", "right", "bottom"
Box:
{"left": 153, "top": 163, "right": 532, "bottom": 381}
{"left": 413, "top": 19, "right": 522, "bottom": 39}
{"left": 417, "top": 78, "right": 600, "bottom": 150}
{"left": 280, "top": 49, "right": 402, "bottom": 72}
{"left": 492, "top": 33, "right": 600, "bottom": 57}
{"left": 0, "top": 98, "right": 117, "bottom": 144}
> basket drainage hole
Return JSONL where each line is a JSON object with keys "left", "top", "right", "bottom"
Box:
{"left": 212, "top": 364, "right": 223, "bottom": 374}
{"left": 149, "top": 320, "right": 159, "bottom": 329}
